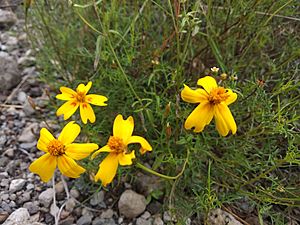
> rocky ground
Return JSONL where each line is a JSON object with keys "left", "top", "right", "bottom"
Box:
{"left": 0, "top": 3, "right": 249, "bottom": 225}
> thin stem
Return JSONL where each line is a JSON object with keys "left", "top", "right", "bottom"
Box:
{"left": 52, "top": 174, "right": 59, "bottom": 225}
{"left": 136, "top": 148, "right": 189, "bottom": 180}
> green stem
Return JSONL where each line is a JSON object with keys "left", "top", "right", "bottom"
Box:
{"left": 136, "top": 148, "right": 189, "bottom": 180}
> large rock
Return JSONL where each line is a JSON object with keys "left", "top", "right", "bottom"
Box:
{"left": 0, "top": 54, "right": 21, "bottom": 91}
{"left": 0, "top": 9, "right": 17, "bottom": 30}
{"left": 118, "top": 190, "right": 146, "bottom": 218}
{"left": 3, "top": 208, "right": 29, "bottom": 225}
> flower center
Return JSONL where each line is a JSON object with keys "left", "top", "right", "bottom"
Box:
{"left": 208, "top": 87, "right": 229, "bottom": 104}
{"left": 108, "top": 136, "right": 126, "bottom": 153}
{"left": 76, "top": 91, "right": 86, "bottom": 103}
{"left": 47, "top": 139, "right": 65, "bottom": 156}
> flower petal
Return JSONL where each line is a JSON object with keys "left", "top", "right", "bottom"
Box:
{"left": 86, "top": 94, "right": 108, "bottom": 106}
{"left": 37, "top": 128, "right": 55, "bottom": 152}
{"left": 65, "top": 143, "right": 98, "bottom": 160}
{"left": 225, "top": 89, "right": 237, "bottom": 105}
{"left": 91, "top": 145, "right": 112, "bottom": 159}
{"left": 56, "top": 87, "right": 77, "bottom": 100}
{"left": 118, "top": 150, "right": 135, "bottom": 166}
{"left": 113, "top": 115, "right": 134, "bottom": 142}
{"left": 184, "top": 102, "right": 214, "bottom": 133}
{"left": 181, "top": 84, "right": 209, "bottom": 103}
{"left": 57, "top": 155, "right": 85, "bottom": 178}
{"left": 94, "top": 153, "right": 119, "bottom": 187}
{"left": 58, "top": 121, "right": 80, "bottom": 145}
{"left": 215, "top": 103, "right": 237, "bottom": 136}
{"left": 56, "top": 100, "right": 79, "bottom": 120}
{"left": 76, "top": 81, "right": 92, "bottom": 94}
{"left": 29, "top": 153, "right": 57, "bottom": 182}
{"left": 80, "top": 103, "right": 96, "bottom": 124}
{"left": 197, "top": 76, "right": 218, "bottom": 93}
{"left": 127, "top": 136, "right": 152, "bottom": 154}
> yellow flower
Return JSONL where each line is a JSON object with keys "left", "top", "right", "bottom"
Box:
{"left": 29, "top": 121, "right": 98, "bottom": 182}
{"left": 56, "top": 81, "right": 108, "bottom": 124}
{"left": 181, "top": 76, "right": 237, "bottom": 136}
{"left": 92, "top": 114, "right": 152, "bottom": 186}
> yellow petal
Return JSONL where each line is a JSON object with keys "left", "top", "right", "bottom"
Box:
{"left": 94, "top": 153, "right": 119, "bottom": 187}
{"left": 56, "top": 100, "right": 79, "bottom": 120}
{"left": 127, "top": 135, "right": 152, "bottom": 154}
{"left": 86, "top": 94, "right": 108, "bottom": 106}
{"left": 197, "top": 76, "right": 218, "bottom": 93}
{"left": 214, "top": 104, "right": 237, "bottom": 136}
{"left": 58, "top": 121, "right": 80, "bottom": 145}
{"left": 57, "top": 155, "right": 85, "bottom": 178}
{"left": 91, "top": 145, "right": 112, "bottom": 159}
{"left": 118, "top": 150, "right": 136, "bottom": 166}
{"left": 224, "top": 89, "right": 237, "bottom": 105}
{"left": 37, "top": 128, "right": 55, "bottom": 152}
{"left": 113, "top": 115, "right": 134, "bottom": 142}
{"left": 56, "top": 87, "right": 76, "bottom": 100}
{"left": 181, "top": 84, "right": 208, "bottom": 103}
{"left": 65, "top": 143, "right": 98, "bottom": 160}
{"left": 29, "top": 153, "right": 57, "bottom": 182}
{"left": 80, "top": 103, "right": 96, "bottom": 124}
{"left": 184, "top": 102, "right": 214, "bottom": 133}
{"left": 76, "top": 81, "right": 92, "bottom": 94}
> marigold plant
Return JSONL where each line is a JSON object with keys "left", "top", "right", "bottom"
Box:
{"left": 92, "top": 114, "right": 152, "bottom": 186}
{"left": 56, "top": 81, "right": 108, "bottom": 124}
{"left": 181, "top": 76, "right": 237, "bottom": 136}
{"left": 29, "top": 121, "right": 98, "bottom": 182}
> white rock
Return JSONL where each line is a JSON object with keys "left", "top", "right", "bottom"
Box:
{"left": 38, "top": 188, "right": 54, "bottom": 207}
{"left": 18, "top": 123, "right": 38, "bottom": 143}
{"left": 118, "top": 190, "right": 146, "bottom": 218}
{"left": 153, "top": 216, "right": 164, "bottom": 225}
{"left": 9, "top": 179, "right": 26, "bottom": 193}
{"left": 207, "top": 209, "right": 243, "bottom": 225}
{"left": 17, "top": 91, "right": 27, "bottom": 103}
{"left": 0, "top": 9, "right": 17, "bottom": 29}
{"left": 90, "top": 191, "right": 105, "bottom": 206}
{"left": 0, "top": 55, "right": 20, "bottom": 91}
{"left": 3, "top": 208, "right": 30, "bottom": 225}
{"left": 100, "top": 209, "right": 114, "bottom": 219}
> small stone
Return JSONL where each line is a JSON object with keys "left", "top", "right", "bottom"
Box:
{"left": 3, "top": 148, "right": 14, "bottom": 158}
{"left": 23, "top": 99, "right": 35, "bottom": 116}
{"left": 2, "top": 208, "right": 30, "bottom": 225}
{"left": 9, "top": 179, "right": 26, "bottom": 193}
{"left": 18, "top": 123, "right": 38, "bottom": 143}
{"left": 153, "top": 216, "right": 164, "bottom": 225}
{"left": 58, "top": 216, "right": 75, "bottom": 225}
{"left": 19, "top": 142, "right": 36, "bottom": 150}
{"left": 55, "top": 181, "right": 65, "bottom": 194}
{"left": 118, "top": 190, "right": 147, "bottom": 218}
{"left": 136, "top": 217, "right": 152, "bottom": 225}
{"left": 163, "top": 211, "right": 172, "bottom": 222}
{"left": 0, "top": 9, "right": 17, "bottom": 29}
{"left": 100, "top": 209, "right": 114, "bottom": 219}
{"left": 26, "top": 183, "right": 34, "bottom": 190}
{"left": 65, "top": 198, "right": 76, "bottom": 212}
{"left": 23, "top": 201, "right": 39, "bottom": 214}
{"left": 141, "top": 211, "right": 151, "bottom": 219}
{"left": 90, "top": 191, "right": 105, "bottom": 206}
{"left": 38, "top": 188, "right": 54, "bottom": 207}
{"left": 92, "top": 218, "right": 116, "bottom": 225}
{"left": 0, "top": 212, "right": 9, "bottom": 223}
{"left": 0, "top": 55, "right": 20, "bottom": 91}
{"left": 207, "top": 209, "right": 243, "bottom": 225}
{"left": 77, "top": 215, "right": 92, "bottom": 225}
{"left": 70, "top": 189, "right": 80, "bottom": 199}
{"left": 17, "top": 91, "right": 27, "bottom": 103}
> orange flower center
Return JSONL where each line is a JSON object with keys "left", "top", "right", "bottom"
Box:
{"left": 108, "top": 136, "right": 126, "bottom": 153}
{"left": 76, "top": 91, "right": 86, "bottom": 103}
{"left": 208, "top": 87, "right": 229, "bottom": 104}
{"left": 47, "top": 139, "right": 65, "bottom": 156}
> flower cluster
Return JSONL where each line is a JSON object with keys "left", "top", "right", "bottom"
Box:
{"left": 29, "top": 68, "right": 237, "bottom": 187}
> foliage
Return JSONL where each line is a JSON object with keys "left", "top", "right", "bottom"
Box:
{"left": 27, "top": 0, "right": 300, "bottom": 224}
